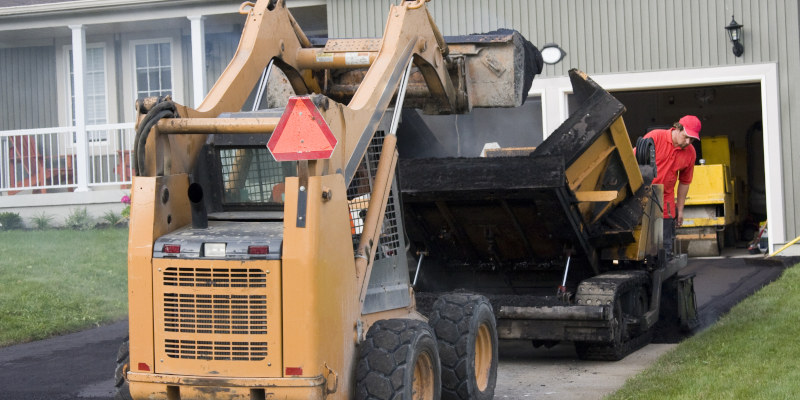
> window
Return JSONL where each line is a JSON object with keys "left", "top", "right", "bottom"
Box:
{"left": 67, "top": 45, "right": 108, "bottom": 141}
{"left": 134, "top": 41, "right": 172, "bottom": 99}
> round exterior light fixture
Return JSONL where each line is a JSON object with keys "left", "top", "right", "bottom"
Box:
{"left": 540, "top": 43, "right": 566, "bottom": 65}
{"left": 725, "top": 15, "right": 744, "bottom": 57}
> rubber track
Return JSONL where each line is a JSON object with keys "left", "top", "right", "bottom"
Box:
{"left": 574, "top": 271, "right": 652, "bottom": 361}
{"left": 576, "top": 329, "right": 653, "bottom": 361}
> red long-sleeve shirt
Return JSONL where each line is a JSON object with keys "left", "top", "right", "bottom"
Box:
{"left": 644, "top": 128, "right": 696, "bottom": 219}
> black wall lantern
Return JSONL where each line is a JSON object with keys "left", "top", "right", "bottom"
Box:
{"left": 725, "top": 15, "right": 744, "bottom": 57}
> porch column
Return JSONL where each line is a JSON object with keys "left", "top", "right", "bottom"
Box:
{"left": 69, "top": 24, "right": 90, "bottom": 192}
{"left": 188, "top": 15, "right": 207, "bottom": 108}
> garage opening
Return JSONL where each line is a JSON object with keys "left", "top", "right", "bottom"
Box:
{"left": 608, "top": 84, "right": 766, "bottom": 257}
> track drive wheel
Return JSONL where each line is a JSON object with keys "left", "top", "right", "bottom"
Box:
{"left": 114, "top": 338, "right": 133, "bottom": 400}
{"left": 429, "top": 293, "right": 498, "bottom": 400}
{"left": 355, "top": 319, "right": 441, "bottom": 400}
{"left": 574, "top": 272, "right": 652, "bottom": 361}
{"left": 574, "top": 299, "right": 628, "bottom": 361}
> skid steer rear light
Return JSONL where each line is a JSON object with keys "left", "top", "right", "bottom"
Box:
{"left": 285, "top": 367, "right": 303, "bottom": 376}
{"left": 248, "top": 245, "right": 269, "bottom": 255}
{"left": 162, "top": 244, "right": 181, "bottom": 254}
{"left": 138, "top": 362, "right": 151, "bottom": 371}
{"left": 204, "top": 243, "right": 226, "bottom": 257}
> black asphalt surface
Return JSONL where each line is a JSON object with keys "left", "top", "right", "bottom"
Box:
{"left": 0, "top": 254, "right": 794, "bottom": 399}
{"left": 0, "top": 320, "right": 127, "bottom": 399}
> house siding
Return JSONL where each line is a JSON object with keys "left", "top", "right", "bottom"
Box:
{"left": 327, "top": 0, "right": 800, "bottom": 241}
{"left": 0, "top": 46, "right": 58, "bottom": 130}
{"left": 205, "top": 31, "right": 240, "bottom": 94}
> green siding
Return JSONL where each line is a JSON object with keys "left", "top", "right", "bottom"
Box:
{"left": 0, "top": 46, "right": 58, "bottom": 130}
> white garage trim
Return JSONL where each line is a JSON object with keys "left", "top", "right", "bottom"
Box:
{"left": 529, "top": 64, "right": 783, "bottom": 251}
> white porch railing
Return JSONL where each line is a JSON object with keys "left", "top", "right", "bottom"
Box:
{"left": 0, "top": 123, "right": 135, "bottom": 194}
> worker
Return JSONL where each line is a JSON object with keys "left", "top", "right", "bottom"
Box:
{"left": 644, "top": 115, "right": 701, "bottom": 258}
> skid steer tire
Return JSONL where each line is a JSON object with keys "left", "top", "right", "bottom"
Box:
{"left": 429, "top": 293, "right": 498, "bottom": 400}
{"left": 355, "top": 319, "right": 441, "bottom": 400}
{"left": 114, "top": 339, "right": 133, "bottom": 400}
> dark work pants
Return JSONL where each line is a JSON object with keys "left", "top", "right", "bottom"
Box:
{"left": 664, "top": 218, "right": 675, "bottom": 257}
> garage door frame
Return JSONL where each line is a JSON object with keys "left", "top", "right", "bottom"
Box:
{"left": 530, "top": 63, "right": 782, "bottom": 252}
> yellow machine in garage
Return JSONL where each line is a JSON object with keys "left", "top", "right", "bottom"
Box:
{"left": 677, "top": 136, "right": 736, "bottom": 256}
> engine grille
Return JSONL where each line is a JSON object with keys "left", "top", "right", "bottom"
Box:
{"left": 163, "top": 293, "right": 267, "bottom": 335}
{"left": 163, "top": 267, "right": 266, "bottom": 287}
{"left": 158, "top": 265, "right": 272, "bottom": 363}
{"left": 164, "top": 339, "right": 268, "bottom": 361}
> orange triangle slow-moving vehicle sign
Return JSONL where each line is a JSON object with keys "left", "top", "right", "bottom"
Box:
{"left": 267, "top": 96, "right": 337, "bottom": 161}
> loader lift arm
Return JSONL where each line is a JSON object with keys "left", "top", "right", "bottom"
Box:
{"left": 137, "top": 0, "right": 461, "bottom": 182}
{"left": 135, "top": 0, "right": 480, "bottom": 314}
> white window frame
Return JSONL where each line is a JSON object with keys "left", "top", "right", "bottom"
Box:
{"left": 130, "top": 37, "right": 175, "bottom": 100}
{"left": 63, "top": 42, "right": 109, "bottom": 143}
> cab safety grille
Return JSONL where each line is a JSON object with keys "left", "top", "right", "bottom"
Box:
{"left": 163, "top": 293, "right": 267, "bottom": 335}
{"left": 164, "top": 339, "right": 268, "bottom": 361}
{"left": 163, "top": 267, "right": 266, "bottom": 287}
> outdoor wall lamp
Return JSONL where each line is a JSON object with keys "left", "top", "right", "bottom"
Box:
{"left": 540, "top": 43, "right": 566, "bottom": 64}
{"left": 725, "top": 15, "right": 744, "bottom": 57}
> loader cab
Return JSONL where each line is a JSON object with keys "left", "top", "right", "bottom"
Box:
{"left": 194, "top": 110, "right": 295, "bottom": 215}
{"left": 151, "top": 111, "right": 294, "bottom": 262}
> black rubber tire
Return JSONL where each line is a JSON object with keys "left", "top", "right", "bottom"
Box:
{"left": 114, "top": 339, "right": 133, "bottom": 400}
{"left": 355, "top": 319, "right": 442, "bottom": 400}
{"left": 429, "top": 293, "right": 498, "bottom": 400}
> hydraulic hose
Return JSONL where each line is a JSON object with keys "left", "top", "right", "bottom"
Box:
{"left": 133, "top": 97, "right": 178, "bottom": 176}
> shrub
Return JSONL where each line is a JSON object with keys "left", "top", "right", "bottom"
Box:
{"left": 0, "top": 212, "right": 24, "bottom": 230}
{"left": 64, "top": 207, "right": 93, "bottom": 230}
{"left": 30, "top": 212, "right": 53, "bottom": 230}
{"left": 102, "top": 210, "right": 126, "bottom": 227}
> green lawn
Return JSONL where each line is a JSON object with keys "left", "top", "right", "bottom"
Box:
{"left": 0, "top": 229, "right": 128, "bottom": 347}
{"left": 608, "top": 263, "right": 800, "bottom": 399}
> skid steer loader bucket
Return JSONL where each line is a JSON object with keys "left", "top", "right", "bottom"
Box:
{"left": 400, "top": 69, "right": 659, "bottom": 291}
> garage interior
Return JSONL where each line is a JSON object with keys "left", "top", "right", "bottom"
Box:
{"left": 610, "top": 83, "right": 767, "bottom": 256}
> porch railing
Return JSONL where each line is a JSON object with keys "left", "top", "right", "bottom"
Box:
{"left": 0, "top": 123, "right": 135, "bottom": 194}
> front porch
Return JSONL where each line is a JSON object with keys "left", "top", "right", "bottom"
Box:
{"left": 0, "top": 123, "right": 134, "bottom": 226}
{"left": 0, "top": 0, "right": 328, "bottom": 228}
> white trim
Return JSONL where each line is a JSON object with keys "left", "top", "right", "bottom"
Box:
{"left": 69, "top": 24, "right": 90, "bottom": 192}
{"left": 0, "top": 0, "right": 325, "bottom": 16}
{"left": 0, "top": 188, "right": 128, "bottom": 208}
{"left": 525, "top": 88, "right": 546, "bottom": 143}
{"left": 188, "top": 15, "right": 207, "bottom": 108}
{"left": 529, "top": 64, "right": 784, "bottom": 251}
{"left": 0, "top": 1, "right": 325, "bottom": 31}
{"left": 0, "top": 126, "right": 73, "bottom": 137}
{"left": 63, "top": 42, "right": 110, "bottom": 143}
